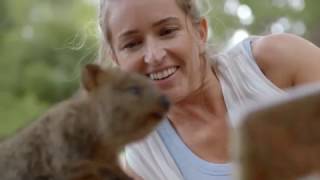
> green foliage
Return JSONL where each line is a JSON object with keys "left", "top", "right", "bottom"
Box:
{"left": 205, "top": 0, "right": 320, "bottom": 47}
{"left": 0, "top": 92, "right": 48, "bottom": 136}
{"left": 0, "top": 0, "right": 97, "bottom": 136}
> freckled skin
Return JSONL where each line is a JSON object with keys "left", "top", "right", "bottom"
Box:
{"left": 0, "top": 64, "right": 169, "bottom": 180}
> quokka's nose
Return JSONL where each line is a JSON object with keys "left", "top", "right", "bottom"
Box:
{"left": 159, "top": 95, "right": 170, "bottom": 110}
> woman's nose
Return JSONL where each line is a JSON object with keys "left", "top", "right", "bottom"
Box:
{"left": 144, "top": 40, "right": 166, "bottom": 65}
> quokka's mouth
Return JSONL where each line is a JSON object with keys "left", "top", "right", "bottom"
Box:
{"left": 148, "top": 95, "right": 170, "bottom": 120}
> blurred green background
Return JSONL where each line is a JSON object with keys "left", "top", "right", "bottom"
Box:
{"left": 0, "top": 0, "right": 319, "bottom": 136}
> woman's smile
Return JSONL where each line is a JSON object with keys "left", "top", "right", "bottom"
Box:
{"left": 147, "top": 66, "right": 179, "bottom": 80}
{"left": 147, "top": 66, "right": 180, "bottom": 88}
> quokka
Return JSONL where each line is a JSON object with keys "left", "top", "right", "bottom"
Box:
{"left": 0, "top": 64, "right": 170, "bottom": 180}
{"left": 232, "top": 86, "right": 320, "bottom": 180}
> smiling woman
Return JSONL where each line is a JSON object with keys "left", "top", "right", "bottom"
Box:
{"left": 103, "top": 0, "right": 209, "bottom": 103}
{"left": 97, "top": 0, "right": 320, "bottom": 179}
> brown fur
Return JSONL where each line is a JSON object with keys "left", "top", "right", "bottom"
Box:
{"left": 0, "top": 64, "right": 169, "bottom": 180}
{"left": 233, "top": 88, "right": 320, "bottom": 180}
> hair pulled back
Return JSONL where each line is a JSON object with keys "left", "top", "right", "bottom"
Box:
{"left": 98, "top": 0, "right": 203, "bottom": 63}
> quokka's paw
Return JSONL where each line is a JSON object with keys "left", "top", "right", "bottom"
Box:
{"left": 66, "top": 160, "right": 133, "bottom": 180}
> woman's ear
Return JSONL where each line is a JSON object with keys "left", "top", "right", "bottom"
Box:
{"left": 197, "top": 18, "right": 208, "bottom": 54}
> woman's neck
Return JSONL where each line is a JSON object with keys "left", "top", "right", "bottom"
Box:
{"left": 168, "top": 69, "right": 227, "bottom": 127}
{"left": 167, "top": 69, "right": 231, "bottom": 162}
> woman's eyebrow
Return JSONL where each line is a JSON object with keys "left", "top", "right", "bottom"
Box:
{"left": 119, "top": 30, "right": 139, "bottom": 40}
{"left": 152, "top": 17, "right": 180, "bottom": 27}
{"left": 118, "top": 17, "right": 180, "bottom": 40}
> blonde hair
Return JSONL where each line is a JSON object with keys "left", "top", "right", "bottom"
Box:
{"left": 97, "top": 0, "right": 210, "bottom": 65}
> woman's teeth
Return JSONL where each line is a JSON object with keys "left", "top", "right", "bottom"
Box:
{"left": 149, "top": 67, "right": 177, "bottom": 80}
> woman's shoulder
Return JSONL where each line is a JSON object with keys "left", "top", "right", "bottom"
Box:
{"left": 251, "top": 33, "right": 320, "bottom": 88}
{"left": 251, "top": 33, "right": 317, "bottom": 67}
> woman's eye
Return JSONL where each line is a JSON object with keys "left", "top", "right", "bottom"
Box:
{"left": 123, "top": 41, "right": 141, "bottom": 50}
{"left": 160, "top": 27, "right": 178, "bottom": 37}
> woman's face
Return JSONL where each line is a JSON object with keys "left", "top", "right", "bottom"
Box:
{"left": 107, "top": 0, "right": 208, "bottom": 102}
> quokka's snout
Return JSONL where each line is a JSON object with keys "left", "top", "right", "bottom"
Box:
{"left": 151, "top": 95, "right": 170, "bottom": 119}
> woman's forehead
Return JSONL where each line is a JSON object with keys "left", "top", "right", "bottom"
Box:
{"left": 107, "top": 0, "right": 185, "bottom": 37}
{"left": 107, "top": 0, "right": 183, "bottom": 26}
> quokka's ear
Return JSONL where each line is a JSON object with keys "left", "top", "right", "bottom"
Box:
{"left": 82, "top": 64, "right": 102, "bottom": 91}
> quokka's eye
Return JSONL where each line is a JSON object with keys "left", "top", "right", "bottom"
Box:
{"left": 127, "top": 86, "right": 142, "bottom": 96}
